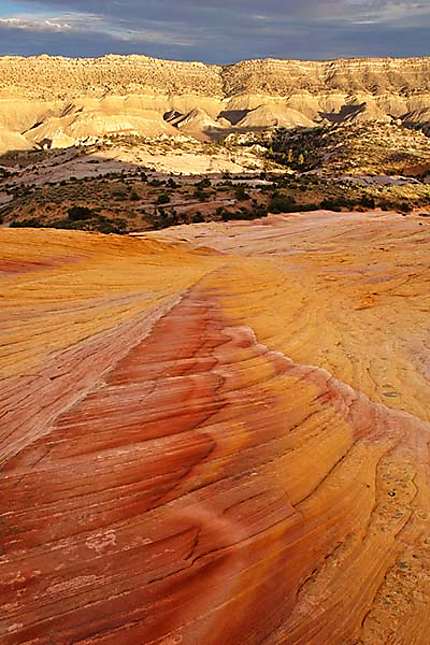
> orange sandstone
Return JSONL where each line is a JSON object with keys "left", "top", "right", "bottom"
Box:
{"left": 1, "top": 211, "right": 430, "bottom": 644}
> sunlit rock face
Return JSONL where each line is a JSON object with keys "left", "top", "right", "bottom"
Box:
{"left": 1, "top": 211, "right": 430, "bottom": 644}
{"left": 1, "top": 54, "right": 430, "bottom": 151}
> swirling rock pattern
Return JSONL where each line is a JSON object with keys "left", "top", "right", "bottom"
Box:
{"left": 1, "top": 211, "right": 430, "bottom": 644}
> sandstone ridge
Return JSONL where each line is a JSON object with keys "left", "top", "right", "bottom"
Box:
{"left": 1, "top": 54, "right": 430, "bottom": 99}
{"left": 1, "top": 212, "right": 430, "bottom": 643}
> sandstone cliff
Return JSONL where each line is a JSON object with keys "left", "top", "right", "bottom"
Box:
{"left": 0, "top": 54, "right": 429, "bottom": 152}
{"left": 1, "top": 54, "right": 430, "bottom": 99}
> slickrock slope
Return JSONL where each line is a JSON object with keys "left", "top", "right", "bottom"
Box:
{"left": 1, "top": 211, "right": 430, "bottom": 644}
{"left": 0, "top": 54, "right": 430, "bottom": 151}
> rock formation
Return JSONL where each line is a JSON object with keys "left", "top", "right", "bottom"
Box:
{"left": 0, "top": 54, "right": 430, "bottom": 152}
{"left": 1, "top": 210, "right": 430, "bottom": 643}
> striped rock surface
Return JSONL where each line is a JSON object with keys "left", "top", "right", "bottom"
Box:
{"left": 1, "top": 210, "right": 430, "bottom": 644}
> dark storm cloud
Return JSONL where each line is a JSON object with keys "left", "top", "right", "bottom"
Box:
{"left": 0, "top": 1, "right": 429, "bottom": 61}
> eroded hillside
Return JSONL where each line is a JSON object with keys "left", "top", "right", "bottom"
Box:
{"left": 2, "top": 54, "right": 430, "bottom": 99}
{"left": 1, "top": 54, "right": 430, "bottom": 152}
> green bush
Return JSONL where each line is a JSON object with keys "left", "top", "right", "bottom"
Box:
{"left": 157, "top": 193, "right": 170, "bottom": 205}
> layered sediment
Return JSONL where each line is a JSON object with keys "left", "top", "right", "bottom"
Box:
{"left": 0, "top": 54, "right": 430, "bottom": 151}
{"left": 1, "top": 54, "right": 430, "bottom": 99}
{"left": 1, "top": 211, "right": 430, "bottom": 643}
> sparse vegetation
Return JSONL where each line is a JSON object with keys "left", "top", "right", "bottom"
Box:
{"left": 1, "top": 119, "right": 429, "bottom": 236}
{"left": 268, "top": 122, "right": 430, "bottom": 177}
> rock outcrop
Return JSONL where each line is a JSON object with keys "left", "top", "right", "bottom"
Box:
{"left": 0, "top": 54, "right": 430, "bottom": 152}
{"left": 1, "top": 211, "right": 430, "bottom": 643}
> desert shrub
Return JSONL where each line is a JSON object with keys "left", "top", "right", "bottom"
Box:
{"left": 10, "top": 218, "right": 43, "bottom": 228}
{"left": 112, "top": 189, "right": 128, "bottom": 200}
{"left": 219, "top": 206, "right": 267, "bottom": 222}
{"left": 320, "top": 197, "right": 353, "bottom": 212}
{"left": 320, "top": 199, "right": 342, "bottom": 212}
{"left": 129, "top": 191, "right": 140, "bottom": 201}
{"left": 157, "top": 193, "right": 170, "bottom": 205}
{"left": 196, "top": 177, "right": 211, "bottom": 189}
{"left": 269, "top": 193, "right": 297, "bottom": 213}
{"left": 67, "top": 205, "right": 94, "bottom": 221}
{"left": 397, "top": 201, "right": 411, "bottom": 213}
{"left": 379, "top": 201, "right": 392, "bottom": 211}
{"left": 359, "top": 195, "right": 376, "bottom": 209}
{"left": 192, "top": 212, "right": 205, "bottom": 223}
{"left": 52, "top": 218, "right": 83, "bottom": 230}
{"left": 300, "top": 203, "right": 320, "bottom": 212}
{"left": 96, "top": 220, "right": 127, "bottom": 234}
{"left": 259, "top": 183, "right": 273, "bottom": 192}
{"left": 250, "top": 206, "right": 269, "bottom": 219}
{"left": 194, "top": 188, "right": 208, "bottom": 201}
{"left": 234, "top": 185, "right": 249, "bottom": 200}
{"left": 147, "top": 207, "right": 180, "bottom": 230}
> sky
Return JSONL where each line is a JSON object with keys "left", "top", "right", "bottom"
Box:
{"left": 0, "top": 1, "right": 429, "bottom": 63}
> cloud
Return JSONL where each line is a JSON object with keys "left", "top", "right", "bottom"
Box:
{"left": 0, "top": 10, "right": 194, "bottom": 47}
{"left": 0, "top": 0, "right": 429, "bottom": 60}
{"left": 0, "top": 16, "right": 73, "bottom": 31}
{"left": 328, "top": 1, "right": 430, "bottom": 25}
